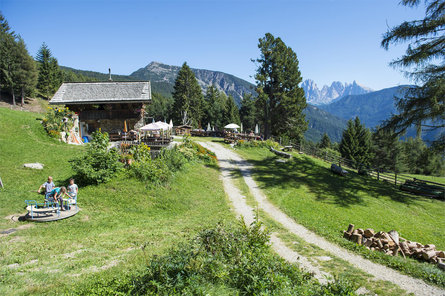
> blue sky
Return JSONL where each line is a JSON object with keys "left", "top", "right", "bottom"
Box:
{"left": 1, "top": 0, "right": 424, "bottom": 90}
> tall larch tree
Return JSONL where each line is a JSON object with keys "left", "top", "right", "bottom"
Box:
{"left": 381, "top": 0, "right": 444, "bottom": 150}
{"left": 172, "top": 62, "right": 205, "bottom": 127}
{"left": 254, "top": 33, "right": 307, "bottom": 140}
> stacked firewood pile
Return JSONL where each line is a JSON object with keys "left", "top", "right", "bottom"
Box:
{"left": 343, "top": 224, "right": 445, "bottom": 270}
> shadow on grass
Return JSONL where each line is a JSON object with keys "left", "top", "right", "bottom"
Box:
{"left": 232, "top": 150, "right": 421, "bottom": 208}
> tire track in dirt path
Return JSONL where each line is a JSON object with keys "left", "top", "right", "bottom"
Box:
{"left": 200, "top": 141, "right": 445, "bottom": 296}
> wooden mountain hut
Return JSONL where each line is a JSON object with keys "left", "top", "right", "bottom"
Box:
{"left": 50, "top": 81, "right": 151, "bottom": 141}
{"left": 175, "top": 125, "right": 192, "bottom": 136}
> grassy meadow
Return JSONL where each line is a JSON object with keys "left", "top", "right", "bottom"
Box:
{"left": 233, "top": 145, "right": 445, "bottom": 286}
{"left": 0, "top": 108, "right": 235, "bottom": 295}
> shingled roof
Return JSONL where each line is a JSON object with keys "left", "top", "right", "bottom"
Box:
{"left": 50, "top": 81, "right": 151, "bottom": 105}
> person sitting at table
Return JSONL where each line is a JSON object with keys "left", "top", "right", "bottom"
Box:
{"left": 37, "top": 176, "right": 55, "bottom": 199}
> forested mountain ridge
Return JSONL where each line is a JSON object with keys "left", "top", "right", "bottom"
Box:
{"left": 321, "top": 85, "right": 443, "bottom": 142}
{"left": 130, "top": 62, "right": 255, "bottom": 105}
{"left": 321, "top": 85, "right": 410, "bottom": 128}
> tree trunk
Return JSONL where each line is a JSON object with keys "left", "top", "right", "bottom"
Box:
{"left": 11, "top": 87, "right": 16, "bottom": 106}
{"left": 21, "top": 87, "right": 24, "bottom": 107}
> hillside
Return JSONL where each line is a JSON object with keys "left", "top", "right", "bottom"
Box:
{"left": 321, "top": 85, "right": 408, "bottom": 127}
{"left": 0, "top": 107, "right": 235, "bottom": 295}
{"left": 303, "top": 105, "right": 347, "bottom": 142}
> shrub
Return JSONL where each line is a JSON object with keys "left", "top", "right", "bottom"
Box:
{"left": 235, "top": 139, "right": 279, "bottom": 150}
{"left": 129, "top": 158, "right": 170, "bottom": 186}
{"left": 42, "top": 106, "right": 75, "bottom": 135}
{"left": 76, "top": 221, "right": 357, "bottom": 295}
{"left": 158, "top": 146, "right": 188, "bottom": 172}
{"left": 180, "top": 139, "right": 217, "bottom": 164}
{"left": 129, "top": 143, "right": 151, "bottom": 162}
{"left": 70, "top": 131, "right": 122, "bottom": 185}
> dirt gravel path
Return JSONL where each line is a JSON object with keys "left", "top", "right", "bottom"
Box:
{"left": 200, "top": 141, "right": 445, "bottom": 296}
{"left": 201, "top": 142, "right": 331, "bottom": 284}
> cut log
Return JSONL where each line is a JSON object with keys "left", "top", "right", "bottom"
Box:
{"left": 400, "top": 242, "right": 410, "bottom": 255}
{"left": 388, "top": 230, "right": 399, "bottom": 245}
{"left": 437, "top": 251, "right": 445, "bottom": 258}
{"left": 387, "top": 240, "right": 396, "bottom": 248}
{"left": 346, "top": 224, "right": 355, "bottom": 234}
{"left": 377, "top": 239, "right": 384, "bottom": 249}
{"left": 392, "top": 248, "right": 399, "bottom": 256}
{"left": 270, "top": 147, "right": 292, "bottom": 158}
{"left": 343, "top": 231, "right": 351, "bottom": 239}
{"left": 422, "top": 250, "right": 437, "bottom": 261}
{"left": 407, "top": 242, "right": 417, "bottom": 249}
{"left": 364, "top": 239, "right": 373, "bottom": 248}
{"left": 357, "top": 228, "right": 364, "bottom": 235}
{"left": 425, "top": 244, "right": 436, "bottom": 250}
{"left": 364, "top": 228, "right": 375, "bottom": 238}
{"left": 374, "top": 231, "right": 384, "bottom": 238}
{"left": 351, "top": 233, "right": 363, "bottom": 245}
{"left": 438, "top": 262, "right": 445, "bottom": 271}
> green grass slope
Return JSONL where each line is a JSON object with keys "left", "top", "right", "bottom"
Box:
{"left": 234, "top": 146, "right": 445, "bottom": 286}
{"left": 0, "top": 108, "right": 234, "bottom": 295}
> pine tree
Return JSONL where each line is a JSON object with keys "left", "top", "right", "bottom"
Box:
{"left": 36, "top": 43, "right": 62, "bottom": 99}
{"left": 319, "top": 133, "right": 331, "bottom": 149}
{"left": 146, "top": 92, "right": 174, "bottom": 121}
{"left": 15, "top": 38, "right": 38, "bottom": 106}
{"left": 381, "top": 0, "right": 444, "bottom": 150}
{"left": 240, "top": 93, "right": 256, "bottom": 132}
{"left": 172, "top": 62, "right": 204, "bottom": 127}
{"left": 0, "top": 13, "right": 17, "bottom": 103}
{"left": 340, "top": 117, "right": 372, "bottom": 168}
{"left": 225, "top": 95, "right": 240, "bottom": 125}
{"left": 254, "top": 33, "right": 307, "bottom": 140}
{"left": 372, "top": 128, "right": 405, "bottom": 173}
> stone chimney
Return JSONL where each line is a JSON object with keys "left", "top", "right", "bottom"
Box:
{"left": 108, "top": 68, "right": 112, "bottom": 81}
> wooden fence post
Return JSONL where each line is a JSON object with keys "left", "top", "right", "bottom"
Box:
{"left": 377, "top": 170, "right": 379, "bottom": 181}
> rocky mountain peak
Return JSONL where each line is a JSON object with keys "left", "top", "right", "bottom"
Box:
{"left": 302, "top": 79, "right": 373, "bottom": 106}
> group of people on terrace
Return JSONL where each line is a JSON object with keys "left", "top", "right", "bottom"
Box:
{"left": 37, "top": 176, "right": 78, "bottom": 210}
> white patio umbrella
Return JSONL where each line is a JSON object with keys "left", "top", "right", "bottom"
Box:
{"left": 141, "top": 122, "right": 162, "bottom": 131}
{"left": 152, "top": 118, "right": 155, "bottom": 124}
{"left": 255, "top": 124, "right": 259, "bottom": 134}
{"left": 240, "top": 123, "right": 243, "bottom": 133}
{"left": 169, "top": 119, "right": 173, "bottom": 129}
{"left": 212, "top": 126, "right": 215, "bottom": 131}
{"left": 207, "top": 123, "right": 211, "bottom": 131}
{"left": 224, "top": 123, "right": 240, "bottom": 129}
{"left": 155, "top": 121, "right": 171, "bottom": 130}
